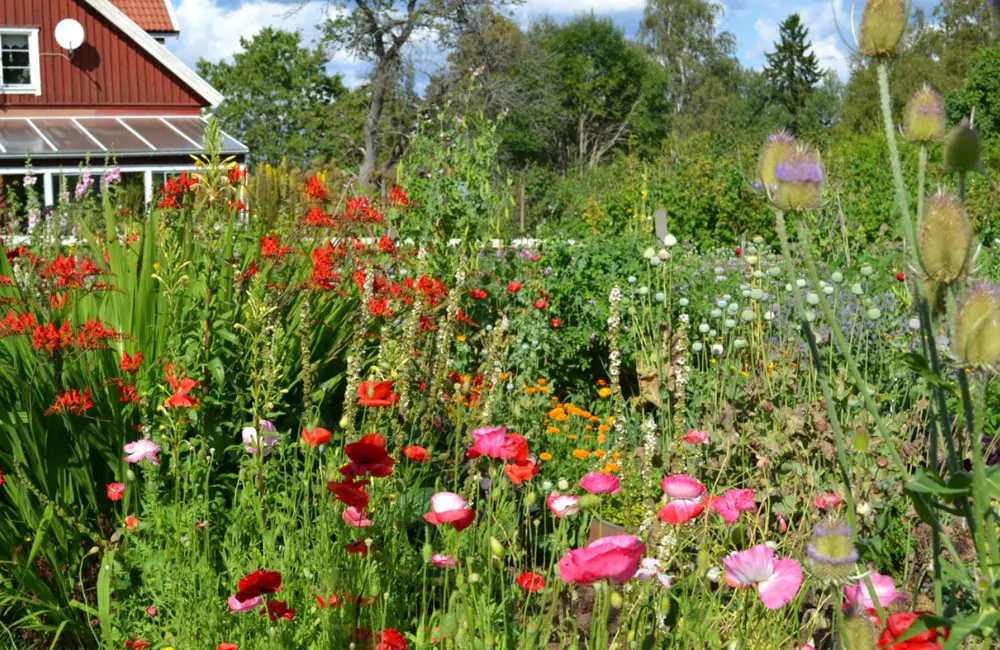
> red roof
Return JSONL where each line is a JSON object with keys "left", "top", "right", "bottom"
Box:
{"left": 108, "top": 0, "right": 177, "bottom": 33}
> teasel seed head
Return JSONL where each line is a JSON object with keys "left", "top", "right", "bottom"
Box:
{"left": 904, "top": 85, "right": 946, "bottom": 143}
{"left": 859, "top": 0, "right": 907, "bottom": 57}
{"left": 806, "top": 519, "right": 858, "bottom": 584}
{"left": 773, "top": 147, "right": 824, "bottom": 212}
{"left": 841, "top": 614, "right": 879, "bottom": 650}
{"left": 757, "top": 131, "right": 796, "bottom": 192}
{"left": 945, "top": 117, "right": 982, "bottom": 173}
{"left": 918, "top": 192, "right": 972, "bottom": 284}
{"left": 952, "top": 282, "right": 1000, "bottom": 370}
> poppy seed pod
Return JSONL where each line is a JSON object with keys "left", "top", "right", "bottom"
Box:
{"left": 859, "top": 0, "right": 907, "bottom": 56}
{"left": 945, "top": 118, "right": 982, "bottom": 172}
{"left": 952, "top": 282, "right": 1000, "bottom": 369}
{"left": 918, "top": 193, "right": 972, "bottom": 284}
{"left": 904, "top": 85, "right": 946, "bottom": 142}
{"left": 757, "top": 131, "right": 796, "bottom": 192}
{"left": 773, "top": 148, "right": 825, "bottom": 212}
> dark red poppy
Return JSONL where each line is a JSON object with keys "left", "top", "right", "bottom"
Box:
{"left": 357, "top": 381, "right": 400, "bottom": 407}
{"left": 263, "top": 600, "right": 295, "bottom": 622}
{"left": 402, "top": 445, "right": 429, "bottom": 462}
{"left": 345, "top": 540, "right": 369, "bottom": 557}
{"left": 550, "top": 318, "right": 562, "bottom": 329}
{"left": 375, "top": 628, "right": 408, "bottom": 650}
{"left": 515, "top": 572, "right": 546, "bottom": 593}
{"left": 344, "top": 434, "right": 395, "bottom": 478}
{"left": 326, "top": 475, "right": 371, "bottom": 510}
{"left": 235, "top": 570, "right": 282, "bottom": 602}
{"left": 504, "top": 460, "right": 540, "bottom": 485}
{"left": 470, "top": 288, "right": 487, "bottom": 300}
{"left": 301, "top": 427, "right": 332, "bottom": 447}
{"left": 877, "top": 612, "right": 948, "bottom": 650}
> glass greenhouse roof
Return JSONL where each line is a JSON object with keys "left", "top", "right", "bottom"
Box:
{"left": 0, "top": 116, "right": 248, "bottom": 160}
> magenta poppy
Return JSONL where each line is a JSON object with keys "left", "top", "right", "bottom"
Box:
{"left": 557, "top": 535, "right": 646, "bottom": 584}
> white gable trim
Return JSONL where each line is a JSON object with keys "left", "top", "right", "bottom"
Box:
{"left": 163, "top": 0, "right": 181, "bottom": 33}
{"left": 80, "top": 0, "right": 224, "bottom": 107}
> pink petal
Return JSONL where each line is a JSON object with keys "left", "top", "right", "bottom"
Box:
{"left": 756, "top": 558, "right": 802, "bottom": 609}
{"left": 657, "top": 499, "right": 704, "bottom": 525}
{"left": 228, "top": 594, "right": 262, "bottom": 613}
{"left": 843, "top": 573, "right": 905, "bottom": 610}
{"left": 430, "top": 491, "right": 467, "bottom": 513}
{"left": 660, "top": 474, "right": 706, "bottom": 499}
{"left": 724, "top": 544, "right": 776, "bottom": 585}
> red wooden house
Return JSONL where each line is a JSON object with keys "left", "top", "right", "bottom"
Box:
{"left": 0, "top": 0, "right": 247, "bottom": 205}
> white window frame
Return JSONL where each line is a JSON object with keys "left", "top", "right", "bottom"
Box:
{"left": 0, "top": 28, "right": 42, "bottom": 96}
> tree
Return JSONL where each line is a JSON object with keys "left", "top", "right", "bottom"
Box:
{"left": 947, "top": 44, "right": 1000, "bottom": 137}
{"left": 763, "top": 14, "right": 821, "bottom": 134}
{"left": 197, "top": 28, "right": 347, "bottom": 167}
{"left": 318, "top": 0, "right": 515, "bottom": 188}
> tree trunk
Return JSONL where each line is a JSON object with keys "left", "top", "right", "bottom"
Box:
{"left": 359, "top": 56, "right": 396, "bottom": 189}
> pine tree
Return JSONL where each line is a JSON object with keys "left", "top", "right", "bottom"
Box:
{"left": 763, "top": 14, "right": 822, "bottom": 134}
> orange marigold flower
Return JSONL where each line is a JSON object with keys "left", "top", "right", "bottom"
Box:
{"left": 538, "top": 452, "right": 552, "bottom": 461}
{"left": 537, "top": 378, "right": 546, "bottom": 386}
{"left": 598, "top": 387, "right": 612, "bottom": 398}
{"left": 600, "top": 463, "right": 619, "bottom": 474}
{"left": 593, "top": 449, "right": 607, "bottom": 458}
{"left": 545, "top": 426, "right": 560, "bottom": 434}
{"left": 567, "top": 434, "right": 577, "bottom": 441}
{"left": 572, "top": 449, "right": 590, "bottom": 460}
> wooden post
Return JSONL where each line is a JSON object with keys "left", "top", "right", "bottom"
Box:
{"left": 654, "top": 207, "right": 667, "bottom": 240}
{"left": 143, "top": 170, "right": 153, "bottom": 207}
{"left": 519, "top": 184, "right": 525, "bottom": 233}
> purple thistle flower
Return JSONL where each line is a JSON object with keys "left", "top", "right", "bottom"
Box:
{"left": 775, "top": 160, "right": 824, "bottom": 184}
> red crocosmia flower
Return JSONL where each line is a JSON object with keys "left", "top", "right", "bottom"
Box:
{"left": 550, "top": 317, "right": 562, "bottom": 329}
{"left": 344, "top": 434, "right": 396, "bottom": 478}
{"left": 506, "top": 281, "right": 522, "bottom": 294}
{"left": 235, "top": 570, "right": 282, "bottom": 602}
{"left": 326, "top": 475, "right": 371, "bottom": 510}
{"left": 369, "top": 295, "right": 391, "bottom": 318}
{"left": 532, "top": 299, "right": 548, "bottom": 309}
{"left": 301, "top": 427, "right": 332, "bottom": 447}
{"left": 504, "top": 459, "right": 540, "bottom": 485}
{"left": 345, "top": 540, "right": 369, "bottom": 557}
{"left": 877, "top": 612, "right": 948, "bottom": 650}
{"left": 357, "top": 381, "right": 400, "bottom": 407}
{"left": 377, "top": 235, "right": 395, "bottom": 253}
{"left": 164, "top": 363, "right": 200, "bottom": 409}
{"left": 470, "top": 288, "right": 487, "bottom": 300}
{"left": 896, "top": 272, "right": 906, "bottom": 282}
{"left": 515, "top": 572, "right": 546, "bottom": 593}
{"left": 375, "top": 628, "right": 408, "bottom": 650}
{"left": 120, "top": 351, "right": 143, "bottom": 373}
{"left": 403, "top": 445, "right": 429, "bottom": 461}
{"left": 263, "top": 600, "right": 295, "bottom": 622}
{"left": 466, "top": 426, "right": 529, "bottom": 462}
{"left": 217, "top": 644, "right": 238, "bottom": 650}
{"left": 106, "top": 482, "right": 125, "bottom": 501}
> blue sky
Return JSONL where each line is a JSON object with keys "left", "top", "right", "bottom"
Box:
{"left": 170, "top": 0, "right": 941, "bottom": 87}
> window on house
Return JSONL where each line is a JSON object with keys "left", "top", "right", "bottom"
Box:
{"left": 0, "top": 29, "right": 41, "bottom": 95}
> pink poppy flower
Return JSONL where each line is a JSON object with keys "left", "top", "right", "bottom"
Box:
{"left": 723, "top": 544, "right": 802, "bottom": 609}
{"left": 813, "top": 492, "right": 842, "bottom": 509}
{"left": 145, "top": 606, "right": 157, "bottom": 617}
{"left": 431, "top": 553, "right": 456, "bottom": 567}
{"left": 228, "top": 594, "right": 262, "bottom": 613}
{"left": 843, "top": 572, "right": 906, "bottom": 610}
{"left": 708, "top": 489, "right": 756, "bottom": 524}
{"left": 242, "top": 427, "right": 277, "bottom": 456}
{"left": 466, "top": 426, "right": 528, "bottom": 462}
{"left": 546, "top": 494, "right": 580, "bottom": 518}
{"left": 681, "top": 429, "right": 709, "bottom": 445}
{"left": 580, "top": 472, "right": 621, "bottom": 495}
{"left": 123, "top": 440, "right": 161, "bottom": 466}
{"left": 342, "top": 506, "right": 373, "bottom": 527}
{"left": 634, "top": 558, "right": 672, "bottom": 589}
{"left": 423, "top": 492, "right": 476, "bottom": 531}
{"left": 658, "top": 474, "right": 706, "bottom": 525}
{"left": 557, "top": 535, "right": 646, "bottom": 584}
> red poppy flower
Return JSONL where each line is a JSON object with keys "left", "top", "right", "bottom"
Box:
{"left": 896, "top": 272, "right": 905, "bottom": 282}
{"left": 532, "top": 299, "right": 548, "bottom": 309}
{"left": 515, "top": 572, "right": 546, "bottom": 592}
{"left": 504, "top": 460, "right": 540, "bottom": 485}
{"left": 263, "top": 600, "right": 295, "bottom": 622}
{"left": 125, "top": 515, "right": 141, "bottom": 531}
{"left": 326, "top": 475, "right": 371, "bottom": 510}
{"left": 375, "top": 628, "right": 409, "bottom": 650}
{"left": 507, "top": 281, "right": 522, "bottom": 294}
{"left": 235, "top": 570, "right": 282, "bottom": 602}
{"left": 734, "top": 248, "right": 742, "bottom": 256}
{"left": 345, "top": 540, "right": 369, "bottom": 557}
{"left": 470, "top": 289, "right": 487, "bottom": 300}
{"left": 301, "top": 427, "right": 332, "bottom": 447}
{"left": 877, "top": 611, "right": 948, "bottom": 649}
{"left": 217, "top": 644, "right": 238, "bottom": 650}
{"left": 344, "top": 434, "right": 396, "bottom": 478}
{"left": 164, "top": 363, "right": 200, "bottom": 409}
{"left": 123, "top": 641, "right": 149, "bottom": 649}
{"left": 314, "top": 593, "right": 344, "bottom": 609}
{"left": 357, "top": 381, "right": 400, "bottom": 407}
{"left": 402, "top": 445, "right": 429, "bottom": 462}
{"left": 550, "top": 318, "right": 562, "bottom": 329}
{"left": 106, "top": 482, "right": 125, "bottom": 501}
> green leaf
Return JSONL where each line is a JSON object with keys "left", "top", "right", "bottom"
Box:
{"left": 942, "top": 609, "right": 1000, "bottom": 650}
{"left": 905, "top": 468, "right": 972, "bottom": 498}
{"left": 900, "top": 352, "right": 954, "bottom": 391}
{"left": 209, "top": 357, "right": 225, "bottom": 383}
{"left": 890, "top": 613, "right": 951, "bottom": 645}
{"left": 97, "top": 547, "right": 116, "bottom": 646}
{"left": 27, "top": 506, "right": 54, "bottom": 566}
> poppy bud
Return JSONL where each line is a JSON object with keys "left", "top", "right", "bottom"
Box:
{"left": 774, "top": 148, "right": 824, "bottom": 212}
{"left": 422, "top": 543, "right": 433, "bottom": 563}
{"left": 468, "top": 572, "right": 481, "bottom": 584}
{"left": 918, "top": 192, "right": 971, "bottom": 284}
{"left": 610, "top": 591, "right": 623, "bottom": 609}
{"left": 904, "top": 85, "right": 946, "bottom": 142}
{"left": 577, "top": 494, "right": 602, "bottom": 510}
{"left": 859, "top": 0, "right": 907, "bottom": 56}
{"left": 757, "top": 131, "right": 795, "bottom": 192}
{"left": 952, "top": 282, "right": 1000, "bottom": 369}
{"left": 338, "top": 416, "right": 349, "bottom": 429}
{"left": 945, "top": 117, "right": 982, "bottom": 172}
{"left": 489, "top": 537, "right": 505, "bottom": 556}
{"left": 126, "top": 469, "right": 135, "bottom": 481}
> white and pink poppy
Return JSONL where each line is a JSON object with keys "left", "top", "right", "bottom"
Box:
{"left": 423, "top": 492, "right": 476, "bottom": 531}
{"left": 723, "top": 544, "right": 802, "bottom": 609}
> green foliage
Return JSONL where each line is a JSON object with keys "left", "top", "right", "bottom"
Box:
{"left": 947, "top": 44, "right": 1000, "bottom": 137}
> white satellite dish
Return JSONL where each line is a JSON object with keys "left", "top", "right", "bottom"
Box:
{"left": 54, "top": 19, "right": 85, "bottom": 55}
